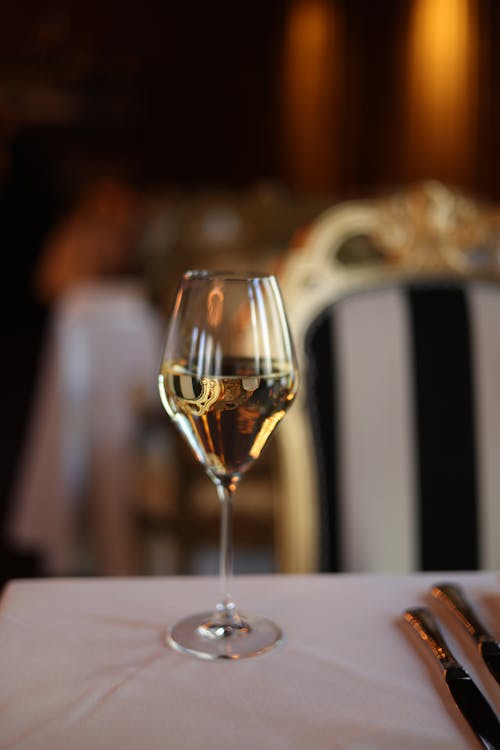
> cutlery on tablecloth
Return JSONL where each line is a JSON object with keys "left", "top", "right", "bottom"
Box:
{"left": 431, "top": 582, "right": 500, "bottom": 687}
{"left": 403, "top": 606, "right": 500, "bottom": 750}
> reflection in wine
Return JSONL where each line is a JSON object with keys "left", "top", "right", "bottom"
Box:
{"left": 159, "top": 357, "right": 297, "bottom": 490}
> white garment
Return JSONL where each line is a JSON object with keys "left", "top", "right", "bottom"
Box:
{"left": 7, "top": 281, "right": 162, "bottom": 574}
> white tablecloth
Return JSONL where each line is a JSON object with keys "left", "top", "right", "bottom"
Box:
{"left": 0, "top": 573, "right": 499, "bottom": 749}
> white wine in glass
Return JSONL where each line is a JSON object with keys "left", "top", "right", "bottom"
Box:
{"left": 158, "top": 270, "right": 298, "bottom": 659}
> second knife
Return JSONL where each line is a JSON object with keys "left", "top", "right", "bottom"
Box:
{"left": 431, "top": 582, "right": 500, "bottom": 686}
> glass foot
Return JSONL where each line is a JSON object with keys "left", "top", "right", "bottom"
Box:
{"left": 166, "top": 611, "right": 282, "bottom": 660}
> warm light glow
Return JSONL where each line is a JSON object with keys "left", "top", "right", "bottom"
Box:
{"left": 207, "top": 285, "right": 224, "bottom": 327}
{"left": 281, "top": 0, "right": 342, "bottom": 191}
{"left": 405, "top": 0, "right": 479, "bottom": 182}
{"left": 249, "top": 410, "right": 285, "bottom": 459}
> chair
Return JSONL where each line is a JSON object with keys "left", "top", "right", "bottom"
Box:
{"left": 275, "top": 181, "right": 500, "bottom": 573}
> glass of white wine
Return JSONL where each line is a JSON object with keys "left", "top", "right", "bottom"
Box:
{"left": 158, "top": 270, "right": 299, "bottom": 659}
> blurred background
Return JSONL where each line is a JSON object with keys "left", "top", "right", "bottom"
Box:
{"left": 1, "top": 0, "right": 499, "bottom": 583}
{"left": 3, "top": 0, "right": 500, "bottom": 198}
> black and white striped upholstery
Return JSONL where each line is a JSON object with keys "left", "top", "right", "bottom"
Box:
{"left": 307, "top": 281, "right": 500, "bottom": 572}
{"left": 276, "top": 183, "right": 500, "bottom": 573}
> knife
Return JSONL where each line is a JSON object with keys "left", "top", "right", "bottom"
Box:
{"left": 403, "top": 606, "right": 500, "bottom": 749}
{"left": 431, "top": 582, "right": 500, "bottom": 686}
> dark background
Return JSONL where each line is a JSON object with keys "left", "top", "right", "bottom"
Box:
{"left": 2, "top": 0, "right": 499, "bottom": 197}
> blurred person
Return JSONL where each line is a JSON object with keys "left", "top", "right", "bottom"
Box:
{"left": 6, "top": 175, "right": 143, "bottom": 576}
{"left": 0, "top": 117, "right": 64, "bottom": 582}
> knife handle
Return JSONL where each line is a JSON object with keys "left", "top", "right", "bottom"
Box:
{"left": 403, "top": 606, "right": 459, "bottom": 672}
{"left": 431, "top": 582, "right": 494, "bottom": 645}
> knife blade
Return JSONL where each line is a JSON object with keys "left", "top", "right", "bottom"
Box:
{"left": 403, "top": 606, "right": 500, "bottom": 750}
{"left": 431, "top": 582, "right": 500, "bottom": 686}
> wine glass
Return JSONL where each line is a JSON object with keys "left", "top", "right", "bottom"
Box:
{"left": 158, "top": 270, "right": 299, "bottom": 659}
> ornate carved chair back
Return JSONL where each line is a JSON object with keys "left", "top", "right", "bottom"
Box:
{"left": 276, "top": 181, "right": 500, "bottom": 573}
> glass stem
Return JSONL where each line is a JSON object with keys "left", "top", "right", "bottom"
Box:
{"left": 216, "top": 482, "right": 237, "bottom": 620}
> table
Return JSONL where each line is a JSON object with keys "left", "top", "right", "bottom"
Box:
{"left": 0, "top": 573, "right": 499, "bottom": 749}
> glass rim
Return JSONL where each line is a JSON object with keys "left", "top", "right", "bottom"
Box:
{"left": 183, "top": 269, "right": 276, "bottom": 282}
